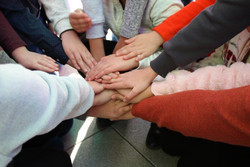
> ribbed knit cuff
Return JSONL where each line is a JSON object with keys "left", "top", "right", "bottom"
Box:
{"left": 150, "top": 50, "right": 177, "bottom": 77}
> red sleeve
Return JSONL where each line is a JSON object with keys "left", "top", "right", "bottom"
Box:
{"left": 132, "top": 85, "right": 250, "bottom": 147}
{"left": 0, "top": 10, "right": 26, "bottom": 55}
{"left": 153, "top": 0, "right": 216, "bottom": 41}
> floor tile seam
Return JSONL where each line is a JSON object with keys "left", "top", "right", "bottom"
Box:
{"left": 64, "top": 128, "right": 108, "bottom": 151}
{"left": 111, "top": 126, "right": 157, "bottom": 167}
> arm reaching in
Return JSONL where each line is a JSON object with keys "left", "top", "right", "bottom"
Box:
{"left": 12, "top": 46, "right": 59, "bottom": 73}
{"left": 69, "top": 9, "right": 92, "bottom": 33}
{"left": 61, "top": 30, "right": 97, "bottom": 72}
{"left": 116, "top": 31, "right": 164, "bottom": 61}
{"left": 103, "top": 66, "right": 157, "bottom": 102}
{"left": 86, "top": 54, "right": 138, "bottom": 81}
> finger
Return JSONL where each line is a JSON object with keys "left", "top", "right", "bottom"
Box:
{"left": 101, "top": 75, "right": 112, "bottom": 81}
{"left": 81, "top": 51, "right": 97, "bottom": 69}
{"left": 123, "top": 50, "right": 140, "bottom": 60}
{"left": 68, "top": 54, "right": 80, "bottom": 70}
{"left": 103, "top": 82, "right": 129, "bottom": 90}
{"left": 135, "top": 53, "right": 145, "bottom": 61}
{"left": 124, "top": 37, "right": 135, "bottom": 44}
{"left": 75, "top": 53, "right": 89, "bottom": 72}
{"left": 108, "top": 72, "right": 119, "bottom": 79}
{"left": 115, "top": 45, "right": 132, "bottom": 56}
{"left": 116, "top": 104, "right": 133, "bottom": 117}
{"left": 111, "top": 94, "right": 124, "bottom": 101}
{"left": 36, "top": 64, "right": 56, "bottom": 73}
{"left": 95, "top": 67, "right": 117, "bottom": 79}
{"left": 111, "top": 110, "right": 135, "bottom": 121}
{"left": 124, "top": 87, "right": 143, "bottom": 102}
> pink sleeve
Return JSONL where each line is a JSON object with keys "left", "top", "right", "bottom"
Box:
{"left": 151, "top": 62, "right": 250, "bottom": 95}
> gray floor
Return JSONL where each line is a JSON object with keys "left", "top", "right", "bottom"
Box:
{"left": 62, "top": 117, "right": 180, "bottom": 167}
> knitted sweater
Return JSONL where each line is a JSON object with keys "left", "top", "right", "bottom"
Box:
{"left": 153, "top": 0, "right": 216, "bottom": 41}
{"left": 0, "top": 64, "right": 94, "bottom": 167}
{"left": 132, "top": 85, "right": 250, "bottom": 147}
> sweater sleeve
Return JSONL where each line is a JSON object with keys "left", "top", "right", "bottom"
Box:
{"left": 40, "top": 0, "right": 72, "bottom": 36}
{"left": 120, "top": 0, "right": 149, "bottom": 38}
{"left": 0, "top": 10, "right": 25, "bottom": 55}
{"left": 0, "top": 0, "right": 69, "bottom": 64}
{"left": 81, "top": 0, "right": 105, "bottom": 39}
{"left": 132, "top": 85, "right": 250, "bottom": 147}
{"left": 0, "top": 64, "right": 94, "bottom": 166}
{"left": 151, "top": 0, "right": 250, "bottom": 77}
{"left": 153, "top": 0, "right": 216, "bottom": 41}
{"left": 151, "top": 62, "right": 250, "bottom": 95}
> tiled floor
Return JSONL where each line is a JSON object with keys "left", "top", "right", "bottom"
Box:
{"left": 62, "top": 118, "right": 180, "bottom": 167}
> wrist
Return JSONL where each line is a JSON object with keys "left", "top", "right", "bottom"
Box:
{"left": 152, "top": 31, "right": 164, "bottom": 46}
{"left": 61, "top": 30, "right": 78, "bottom": 40}
{"left": 145, "top": 66, "right": 158, "bottom": 81}
{"left": 11, "top": 46, "right": 27, "bottom": 60}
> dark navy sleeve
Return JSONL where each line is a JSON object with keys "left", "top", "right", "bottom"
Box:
{"left": 0, "top": 0, "right": 69, "bottom": 64}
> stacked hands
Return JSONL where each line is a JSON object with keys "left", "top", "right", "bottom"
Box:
{"left": 62, "top": 9, "right": 164, "bottom": 121}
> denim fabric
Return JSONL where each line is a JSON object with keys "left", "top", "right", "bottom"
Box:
{"left": 0, "top": 0, "right": 69, "bottom": 64}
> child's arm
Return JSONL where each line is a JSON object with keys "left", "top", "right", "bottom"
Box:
{"left": 87, "top": 99, "right": 133, "bottom": 120}
{"left": 86, "top": 54, "right": 138, "bottom": 81}
{"left": 0, "top": 0, "right": 69, "bottom": 65}
{"left": 40, "top": 0, "right": 97, "bottom": 73}
{"left": 12, "top": 47, "right": 59, "bottom": 72}
{"left": 132, "top": 86, "right": 250, "bottom": 147}
{"left": 0, "top": 10, "right": 58, "bottom": 72}
{"left": 116, "top": 0, "right": 216, "bottom": 60}
{"left": 114, "top": 86, "right": 154, "bottom": 104}
{"left": 81, "top": 0, "right": 106, "bottom": 62}
{"left": 112, "top": 0, "right": 149, "bottom": 53}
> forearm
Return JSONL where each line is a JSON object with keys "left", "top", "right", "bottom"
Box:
{"left": 89, "top": 38, "right": 105, "bottom": 62}
{"left": 0, "top": 10, "right": 26, "bottom": 55}
{"left": 81, "top": 0, "right": 105, "bottom": 39}
{"left": 1, "top": 4, "right": 69, "bottom": 64}
{"left": 151, "top": 0, "right": 250, "bottom": 77}
{"left": 40, "top": 0, "right": 72, "bottom": 36}
{"left": 151, "top": 62, "right": 250, "bottom": 95}
{"left": 0, "top": 64, "right": 94, "bottom": 166}
{"left": 132, "top": 86, "right": 250, "bottom": 147}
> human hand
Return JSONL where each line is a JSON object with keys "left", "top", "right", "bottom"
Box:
{"left": 103, "top": 66, "right": 157, "bottom": 102}
{"left": 112, "top": 36, "right": 128, "bottom": 54}
{"left": 87, "top": 100, "right": 133, "bottom": 120}
{"left": 69, "top": 9, "right": 92, "bottom": 33}
{"left": 61, "top": 30, "right": 97, "bottom": 72}
{"left": 12, "top": 46, "right": 59, "bottom": 72}
{"left": 110, "top": 111, "right": 136, "bottom": 121}
{"left": 116, "top": 31, "right": 164, "bottom": 61}
{"left": 87, "top": 81, "right": 104, "bottom": 95}
{"left": 113, "top": 86, "right": 153, "bottom": 104}
{"left": 92, "top": 89, "right": 117, "bottom": 106}
{"left": 85, "top": 54, "right": 138, "bottom": 81}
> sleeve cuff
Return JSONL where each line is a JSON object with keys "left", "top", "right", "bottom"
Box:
{"left": 150, "top": 50, "right": 177, "bottom": 77}
{"left": 86, "top": 23, "right": 105, "bottom": 39}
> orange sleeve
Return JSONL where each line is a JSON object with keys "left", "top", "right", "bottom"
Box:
{"left": 153, "top": 0, "right": 216, "bottom": 41}
{"left": 132, "top": 85, "right": 250, "bottom": 147}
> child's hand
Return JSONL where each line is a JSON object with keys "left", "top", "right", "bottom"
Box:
{"left": 87, "top": 81, "right": 104, "bottom": 95}
{"left": 116, "top": 31, "right": 164, "bottom": 61}
{"left": 69, "top": 9, "right": 92, "bottom": 33}
{"left": 87, "top": 100, "right": 133, "bottom": 120}
{"left": 86, "top": 54, "right": 138, "bottom": 81}
{"left": 112, "top": 86, "right": 153, "bottom": 104}
{"left": 12, "top": 46, "right": 59, "bottom": 72}
{"left": 92, "top": 89, "right": 116, "bottom": 106}
{"left": 61, "top": 30, "right": 97, "bottom": 73}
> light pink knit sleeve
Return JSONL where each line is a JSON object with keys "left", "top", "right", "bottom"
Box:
{"left": 151, "top": 62, "right": 250, "bottom": 95}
